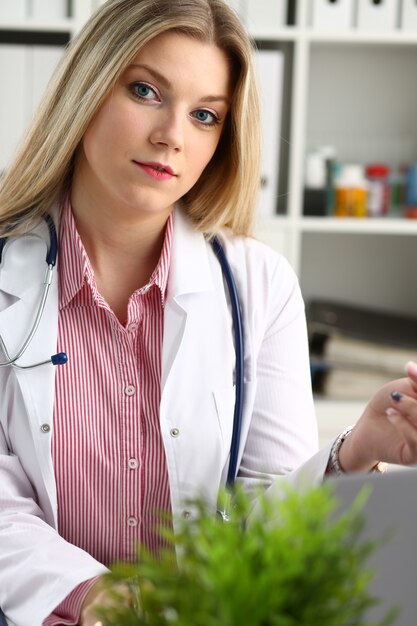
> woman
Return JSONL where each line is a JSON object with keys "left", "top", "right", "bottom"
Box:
{"left": 0, "top": 1, "right": 417, "bottom": 625}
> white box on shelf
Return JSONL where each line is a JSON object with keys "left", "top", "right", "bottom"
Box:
{"left": 0, "top": 0, "right": 28, "bottom": 19}
{"left": 311, "top": 0, "right": 355, "bottom": 29}
{"left": 400, "top": 0, "right": 417, "bottom": 30}
{"left": 29, "top": 0, "right": 68, "bottom": 19}
{"left": 254, "top": 49, "right": 284, "bottom": 217}
{"left": 246, "top": 0, "right": 288, "bottom": 31}
{"left": 356, "top": 0, "right": 400, "bottom": 30}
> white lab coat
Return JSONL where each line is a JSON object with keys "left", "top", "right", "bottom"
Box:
{"left": 0, "top": 207, "right": 332, "bottom": 626}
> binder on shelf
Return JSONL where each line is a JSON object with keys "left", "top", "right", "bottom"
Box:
{"left": 30, "top": 0, "right": 68, "bottom": 20}
{"left": 254, "top": 49, "right": 284, "bottom": 217}
{"left": 0, "top": 44, "right": 64, "bottom": 175}
{"left": 311, "top": 0, "right": 355, "bottom": 29}
{"left": 0, "top": 0, "right": 28, "bottom": 19}
{"left": 356, "top": 0, "right": 400, "bottom": 31}
{"left": 0, "top": 45, "right": 27, "bottom": 174}
{"left": 246, "top": 0, "right": 288, "bottom": 31}
{"left": 28, "top": 46, "right": 65, "bottom": 119}
{"left": 400, "top": 0, "right": 417, "bottom": 30}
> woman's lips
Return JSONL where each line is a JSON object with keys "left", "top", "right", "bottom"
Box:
{"left": 133, "top": 161, "right": 176, "bottom": 181}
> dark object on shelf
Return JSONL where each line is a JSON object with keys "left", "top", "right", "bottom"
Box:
{"left": 303, "top": 188, "right": 327, "bottom": 216}
{"left": 307, "top": 299, "right": 417, "bottom": 349}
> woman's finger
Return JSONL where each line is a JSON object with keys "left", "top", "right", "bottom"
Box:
{"left": 390, "top": 390, "right": 417, "bottom": 427}
{"left": 386, "top": 400, "right": 417, "bottom": 464}
{"left": 406, "top": 361, "right": 417, "bottom": 393}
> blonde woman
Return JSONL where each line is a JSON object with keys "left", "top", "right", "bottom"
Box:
{"left": 1, "top": 1, "right": 417, "bottom": 625}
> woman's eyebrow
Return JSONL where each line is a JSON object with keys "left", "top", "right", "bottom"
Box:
{"left": 128, "top": 63, "right": 172, "bottom": 89}
{"left": 127, "top": 63, "right": 230, "bottom": 104}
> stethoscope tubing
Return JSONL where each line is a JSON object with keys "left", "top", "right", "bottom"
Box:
{"left": 0, "top": 265, "right": 53, "bottom": 368}
{"left": 210, "top": 236, "right": 244, "bottom": 490}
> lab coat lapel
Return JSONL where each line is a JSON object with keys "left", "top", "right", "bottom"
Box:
{"left": 0, "top": 222, "right": 59, "bottom": 511}
{"left": 161, "top": 208, "right": 214, "bottom": 392}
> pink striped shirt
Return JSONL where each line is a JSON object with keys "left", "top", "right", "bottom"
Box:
{"left": 44, "top": 200, "right": 173, "bottom": 625}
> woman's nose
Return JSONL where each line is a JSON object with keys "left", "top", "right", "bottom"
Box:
{"left": 149, "top": 110, "right": 185, "bottom": 152}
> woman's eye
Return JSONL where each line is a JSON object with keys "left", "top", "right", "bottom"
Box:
{"left": 130, "top": 82, "right": 158, "bottom": 101}
{"left": 192, "top": 109, "right": 221, "bottom": 127}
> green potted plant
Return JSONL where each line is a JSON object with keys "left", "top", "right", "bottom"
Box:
{"left": 99, "top": 485, "right": 395, "bottom": 626}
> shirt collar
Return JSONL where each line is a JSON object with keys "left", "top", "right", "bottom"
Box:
{"left": 58, "top": 198, "right": 173, "bottom": 311}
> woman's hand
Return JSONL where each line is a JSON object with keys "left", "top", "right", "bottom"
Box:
{"left": 79, "top": 577, "right": 132, "bottom": 626}
{"left": 338, "top": 361, "right": 417, "bottom": 472}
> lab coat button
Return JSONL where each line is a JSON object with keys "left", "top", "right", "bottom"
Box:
{"left": 182, "top": 510, "right": 191, "bottom": 519}
{"left": 125, "top": 385, "right": 136, "bottom": 396}
{"left": 170, "top": 428, "right": 180, "bottom": 438}
{"left": 41, "top": 424, "right": 51, "bottom": 433}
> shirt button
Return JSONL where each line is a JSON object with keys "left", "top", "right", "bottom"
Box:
{"left": 125, "top": 385, "right": 136, "bottom": 396}
{"left": 41, "top": 424, "right": 51, "bottom": 433}
{"left": 128, "top": 458, "right": 139, "bottom": 469}
{"left": 127, "top": 516, "right": 138, "bottom": 527}
{"left": 170, "top": 428, "right": 180, "bottom": 438}
{"left": 128, "top": 322, "right": 138, "bottom": 332}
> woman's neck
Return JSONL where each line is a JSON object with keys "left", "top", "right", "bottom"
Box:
{"left": 69, "top": 192, "right": 172, "bottom": 324}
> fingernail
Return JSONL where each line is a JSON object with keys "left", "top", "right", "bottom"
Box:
{"left": 406, "top": 361, "right": 417, "bottom": 376}
{"left": 386, "top": 408, "right": 399, "bottom": 419}
{"left": 391, "top": 391, "right": 403, "bottom": 402}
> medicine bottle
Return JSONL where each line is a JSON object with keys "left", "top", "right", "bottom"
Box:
{"left": 303, "top": 151, "right": 327, "bottom": 216}
{"left": 335, "top": 165, "right": 367, "bottom": 217}
{"left": 365, "top": 164, "right": 390, "bottom": 217}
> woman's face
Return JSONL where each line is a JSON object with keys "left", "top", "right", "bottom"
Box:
{"left": 73, "top": 31, "right": 232, "bottom": 223}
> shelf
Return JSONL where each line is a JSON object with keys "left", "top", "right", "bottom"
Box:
{"left": 0, "top": 19, "right": 74, "bottom": 33}
{"left": 299, "top": 216, "right": 417, "bottom": 235}
{"left": 257, "top": 215, "right": 417, "bottom": 237}
{"left": 307, "top": 29, "right": 417, "bottom": 46}
{"left": 255, "top": 214, "right": 290, "bottom": 230}
{"left": 253, "top": 27, "right": 417, "bottom": 46}
{"left": 251, "top": 26, "right": 299, "bottom": 42}
{"left": 249, "top": 26, "right": 417, "bottom": 46}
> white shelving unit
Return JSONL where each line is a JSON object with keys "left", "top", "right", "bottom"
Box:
{"left": 0, "top": 1, "right": 94, "bottom": 35}
{"left": 1, "top": 0, "right": 417, "bottom": 437}
{"left": 250, "top": 1, "right": 417, "bottom": 435}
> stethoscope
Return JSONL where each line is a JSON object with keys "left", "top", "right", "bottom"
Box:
{"left": 0, "top": 215, "right": 67, "bottom": 370}
{"left": 0, "top": 216, "right": 244, "bottom": 516}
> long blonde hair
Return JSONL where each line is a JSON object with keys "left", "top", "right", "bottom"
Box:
{"left": 0, "top": 0, "right": 261, "bottom": 237}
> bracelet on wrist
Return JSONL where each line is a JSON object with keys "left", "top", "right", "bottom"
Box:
{"left": 328, "top": 425, "right": 354, "bottom": 475}
{"left": 327, "top": 425, "right": 387, "bottom": 476}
